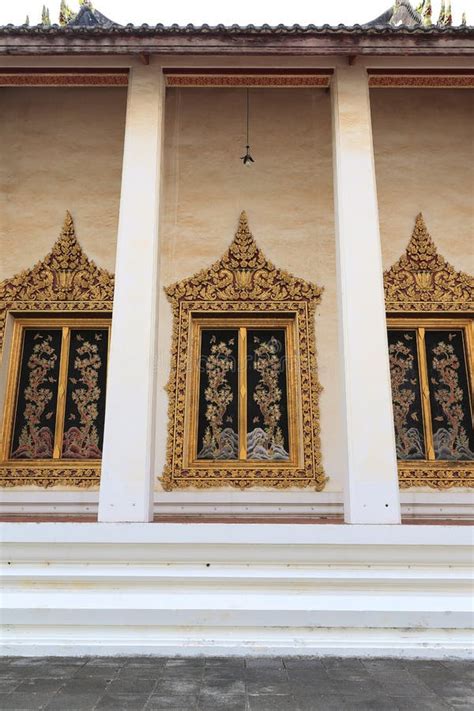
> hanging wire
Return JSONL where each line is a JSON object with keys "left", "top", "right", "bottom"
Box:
{"left": 241, "top": 87, "right": 254, "bottom": 166}
{"left": 246, "top": 88, "right": 250, "bottom": 145}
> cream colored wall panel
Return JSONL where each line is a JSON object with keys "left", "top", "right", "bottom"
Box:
{"left": 371, "top": 89, "right": 474, "bottom": 273}
{"left": 0, "top": 87, "right": 127, "bottom": 280}
{"left": 156, "top": 87, "right": 344, "bottom": 492}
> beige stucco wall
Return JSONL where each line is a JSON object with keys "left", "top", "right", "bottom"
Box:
{"left": 0, "top": 87, "right": 127, "bottom": 281}
{"left": 371, "top": 89, "right": 474, "bottom": 274}
{"left": 1, "top": 85, "right": 472, "bottom": 496}
{"left": 155, "top": 87, "right": 343, "bottom": 491}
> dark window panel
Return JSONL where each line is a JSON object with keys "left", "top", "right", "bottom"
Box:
{"left": 247, "top": 329, "right": 290, "bottom": 461}
{"left": 425, "top": 329, "right": 474, "bottom": 461}
{"left": 62, "top": 329, "right": 109, "bottom": 459}
{"left": 10, "top": 329, "right": 62, "bottom": 459}
{"left": 197, "top": 329, "right": 239, "bottom": 460}
{"left": 388, "top": 329, "right": 426, "bottom": 461}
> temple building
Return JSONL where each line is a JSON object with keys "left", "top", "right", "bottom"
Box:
{"left": 0, "top": 0, "right": 473, "bottom": 657}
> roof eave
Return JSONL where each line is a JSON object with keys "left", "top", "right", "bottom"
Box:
{"left": 0, "top": 29, "right": 472, "bottom": 56}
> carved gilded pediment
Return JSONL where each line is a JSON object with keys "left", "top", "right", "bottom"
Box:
{"left": 163, "top": 212, "right": 326, "bottom": 492}
{"left": 384, "top": 213, "right": 474, "bottom": 312}
{"left": 0, "top": 212, "right": 114, "bottom": 356}
{"left": 0, "top": 211, "right": 114, "bottom": 307}
{"left": 166, "top": 211, "right": 322, "bottom": 306}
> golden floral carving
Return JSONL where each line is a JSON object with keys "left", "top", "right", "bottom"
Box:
{"left": 0, "top": 466, "right": 100, "bottom": 488}
{"left": 398, "top": 463, "right": 474, "bottom": 490}
{"left": 166, "top": 75, "right": 330, "bottom": 88}
{"left": 162, "top": 211, "right": 326, "bottom": 491}
{"left": 384, "top": 213, "right": 474, "bottom": 313}
{"left": 369, "top": 75, "right": 474, "bottom": 89}
{"left": 0, "top": 212, "right": 113, "bottom": 488}
{"left": 0, "top": 73, "right": 128, "bottom": 87}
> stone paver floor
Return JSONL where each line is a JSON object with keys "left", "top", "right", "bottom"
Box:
{"left": 0, "top": 656, "right": 472, "bottom": 710}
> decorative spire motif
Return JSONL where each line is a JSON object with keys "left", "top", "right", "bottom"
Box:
{"left": 445, "top": 1, "right": 453, "bottom": 25}
{"left": 422, "top": 0, "right": 432, "bottom": 26}
{"left": 0, "top": 211, "right": 114, "bottom": 308}
{"left": 59, "top": 0, "right": 75, "bottom": 25}
{"left": 25, "top": 15, "right": 29, "bottom": 25}
{"left": 384, "top": 213, "right": 474, "bottom": 312}
{"left": 461, "top": 11, "right": 467, "bottom": 25}
{"left": 437, "top": 0, "right": 446, "bottom": 25}
{"left": 41, "top": 5, "right": 51, "bottom": 25}
{"left": 166, "top": 211, "right": 322, "bottom": 305}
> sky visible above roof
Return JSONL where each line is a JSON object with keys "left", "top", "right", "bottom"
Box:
{"left": 0, "top": 0, "right": 469, "bottom": 28}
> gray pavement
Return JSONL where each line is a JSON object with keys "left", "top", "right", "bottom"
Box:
{"left": 0, "top": 656, "right": 472, "bottom": 710}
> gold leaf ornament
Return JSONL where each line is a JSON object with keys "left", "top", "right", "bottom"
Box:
{"left": 162, "top": 212, "right": 326, "bottom": 491}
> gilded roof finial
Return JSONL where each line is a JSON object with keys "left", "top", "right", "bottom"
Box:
{"left": 445, "top": 1, "right": 453, "bottom": 25}
{"left": 59, "top": 0, "right": 75, "bottom": 25}
{"left": 41, "top": 5, "right": 51, "bottom": 26}
{"left": 437, "top": 0, "right": 446, "bottom": 25}
{"left": 422, "top": 0, "right": 432, "bottom": 25}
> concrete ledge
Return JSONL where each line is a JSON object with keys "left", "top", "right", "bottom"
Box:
{"left": 1, "top": 523, "right": 473, "bottom": 658}
{"left": 2, "top": 490, "right": 474, "bottom": 520}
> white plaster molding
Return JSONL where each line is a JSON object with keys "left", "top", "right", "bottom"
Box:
{"left": 1, "top": 523, "right": 472, "bottom": 658}
{"left": 1, "top": 490, "right": 473, "bottom": 518}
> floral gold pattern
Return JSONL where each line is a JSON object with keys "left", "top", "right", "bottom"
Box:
{"left": 429, "top": 337, "right": 474, "bottom": 461}
{"left": 388, "top": 334, "right": 425, "bottom": 461}
{"left": 62, "top": 334, "right": 104, "bottom": 460}
{"left": 163, "top": 211, "right": 325, "bottom": 491}
{"left": 198, "top": 335, "right": 237, "bottom": 460}
{"left": 384, "top": 213, "right": 474, "bottom": 313}
{"left": 11, "top": 334, "right": 58, "bottom": 460}
{"left": 166, "top": 75, "right": 330, "bottom": 88}
{"left": 249, "top": 335, "right": 289, "bottom": 461}
{"left": 0, "top": 213, "right": 114, "bottom": 488}
{"left": 369, "top": 75, "right": 474, "bottom": 89}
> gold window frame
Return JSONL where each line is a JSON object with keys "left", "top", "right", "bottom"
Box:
{"left": 162, "top": 212, "right": 326, "bottom": 491}
{"left": 2, "top": 316, "right": 111, "bottom": 466}
{"left": 0, "top": 213, "right": 114, "bottom": 488}
{"left": 187, "top": 315, "right": 300, "bottom": 468}
{"left": 384, "top": 213, "right": 474, "bottom": 489}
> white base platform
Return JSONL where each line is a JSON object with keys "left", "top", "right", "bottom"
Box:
{"left": 1, "top": 523, "right": 473, "bottom": 659}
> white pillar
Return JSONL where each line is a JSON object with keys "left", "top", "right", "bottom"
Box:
{"left": 98, "top": 64, "right": 164, "bottom": 522}
{"left": 331, "top": 65, "right": 401, "bottom": 524}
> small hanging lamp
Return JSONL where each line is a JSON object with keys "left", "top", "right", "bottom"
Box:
{"left": 241, "top": 89, "right": 255, "bottom": 167}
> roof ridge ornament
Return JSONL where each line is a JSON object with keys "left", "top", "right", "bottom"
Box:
{"left": 422, "top": 0, "right": 433, "bottom": 26}
{"left": 384, "top": 213, "right": 474, "bottom": 312}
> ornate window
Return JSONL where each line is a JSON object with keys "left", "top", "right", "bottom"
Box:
{"left": 387, "top": 318, "right": 473, "bottom": 460}
{"left": 384, "top": 214, "right": 474, "bottom": 489}
{"left": 0, "top": 213, "right": 114, "bottom": 487}
{"left": 2, "top": 318, "right": 110, "bottom": 463}
{"left": 162, "top": 212, "right": 326, "bottom": 491}
{"left": 189, "top": 316, "right": 298, "bottom": 466}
